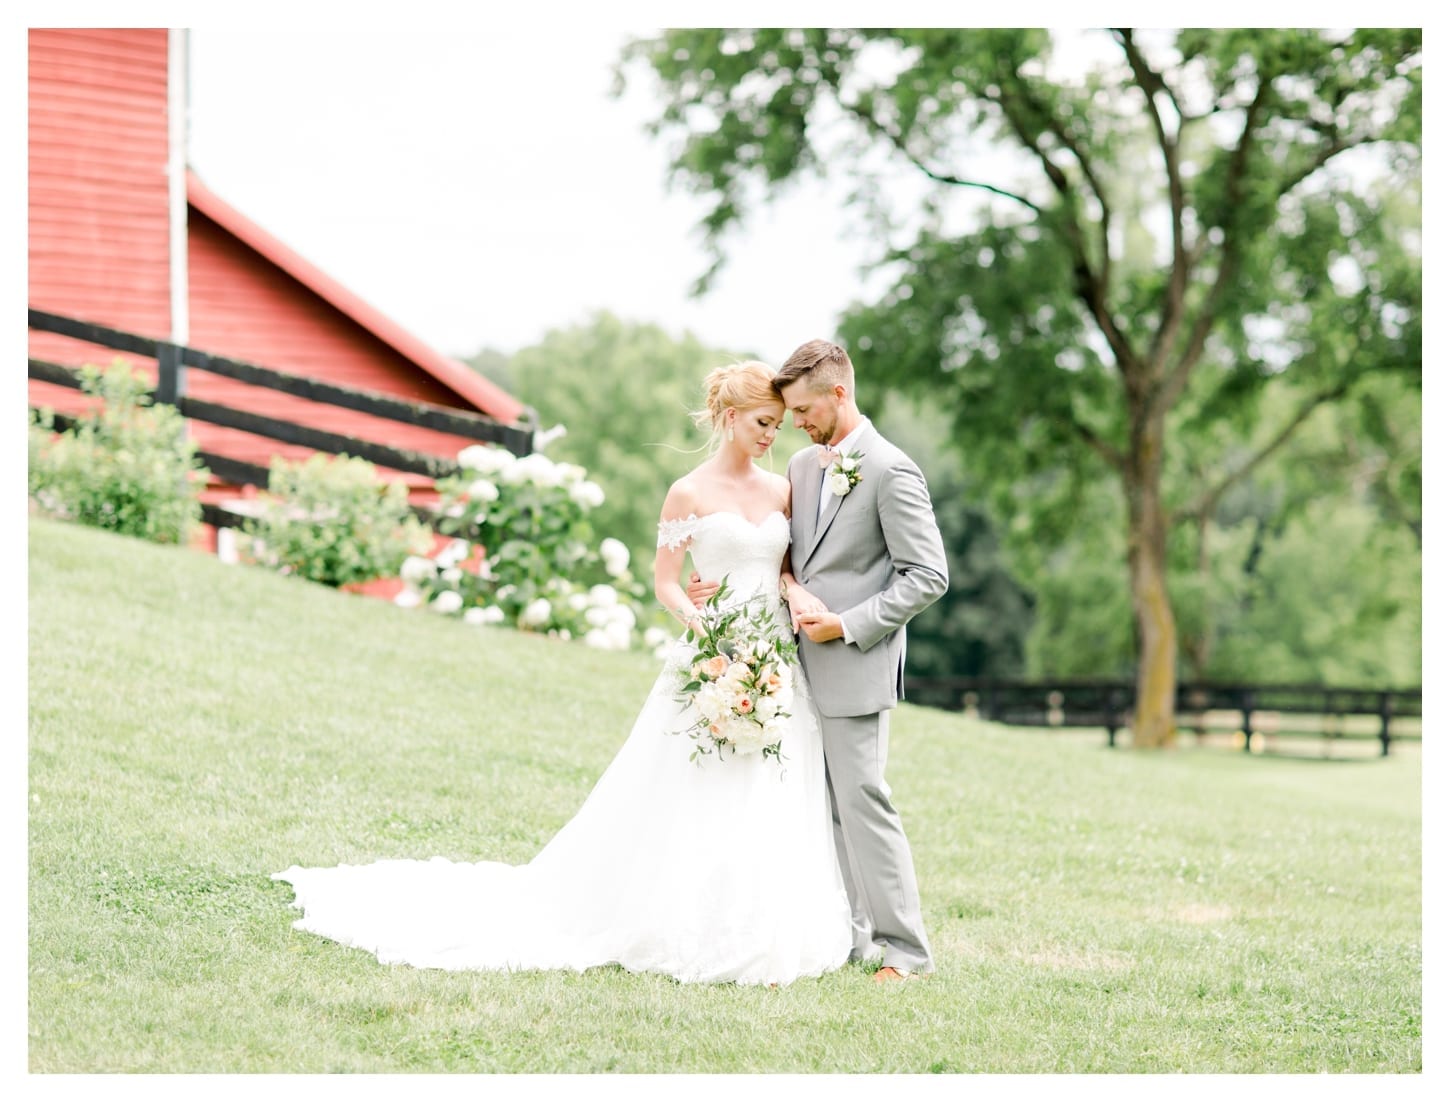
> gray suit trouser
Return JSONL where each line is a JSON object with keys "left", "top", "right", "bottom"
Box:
{"left": 819, "top": 710, "right": 934, "bottom": 974}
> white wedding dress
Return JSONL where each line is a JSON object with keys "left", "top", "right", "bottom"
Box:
{"left": 273, "top": 510, "right": 852, "bottom": 986}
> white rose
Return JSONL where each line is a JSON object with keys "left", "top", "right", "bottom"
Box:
{"left": 399, "top": 555, "right": 437, "bottom": 584}
{"left": 726, "top": 717, "right": 767, "bottom": 751}
{"left": 838, "top": 453, "right": 860, "bottom": 472}
{"left": 441, "top": 567, "right": 462, "bottom": 585}
{"left": 467, "top": 605, "right": 505, "bottom": 625}
{"left": 694, "top": 682, "right": 732, "bottom": 723}
{"left": 755, "top": 695, "right": 780, "bottom": 721}
{"left": 599, "top": 537, "right": 630, "bottom": 577}
{"left": 567, "top": 592, "right": 590, "bottom": 612}
{"left": 468, "top": 479, "right": 500, "bottom": 503}
{"left": 431, "top": 590, "right": 463, "bottom": 614}
{"left": 588, "top": 584, "right": 619, "bottom": 607}
{"left": 555, "top": 462, "right": 587, "bottom": 486}
{"left": 519, "top": 597, "right": 552, "bottom": 628}
{"left": 393, "top": 589, "right": 422, "bottom": 609}
{"left": 570, "top": 480, "right": 606, "bottom": 508}
{"left": 827, "top": 471, "right": 852, "bottom": 496}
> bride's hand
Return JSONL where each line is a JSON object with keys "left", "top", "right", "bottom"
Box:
{"left": 785, "top": 585, "right": 826, "bottom": 631}
{"left": 685, "top": 571, "right": 719, "bottom": 608}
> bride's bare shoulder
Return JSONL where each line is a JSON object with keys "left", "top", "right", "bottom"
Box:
{"left": 763, "top": 471, "right": 791, "bottom": 513}
{"left": 660, "top": 475, "right": 701, "bottom": 521}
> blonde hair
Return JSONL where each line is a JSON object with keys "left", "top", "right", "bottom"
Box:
{"left": 691, "top": 360, "right": 781, "bottom": 441}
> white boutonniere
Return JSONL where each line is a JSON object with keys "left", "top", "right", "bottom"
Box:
{"left": 828, "top": 450, "right": 864, "bottom": 497}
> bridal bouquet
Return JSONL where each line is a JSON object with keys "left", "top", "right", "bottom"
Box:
{"left": 673, "top": 577, "right": 797, "bottom": 764}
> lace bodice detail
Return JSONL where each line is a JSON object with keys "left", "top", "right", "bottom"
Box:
{"left": 657, "top": 511, "right": 790, "bottom": 608}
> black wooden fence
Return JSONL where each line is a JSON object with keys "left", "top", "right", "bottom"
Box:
{"left": 28, "top": 307, "right": 533, "bottom": 530}
{"left": 904, "top": 675, "right": 1422, "bottom": 756}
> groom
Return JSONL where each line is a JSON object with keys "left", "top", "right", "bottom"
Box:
{"left": 693, "top": 339, "right": 949, "bottom": 981}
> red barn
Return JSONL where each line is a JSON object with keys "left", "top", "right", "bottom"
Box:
{"left": 28, "top": 28, "right": 525, "bottom": 511}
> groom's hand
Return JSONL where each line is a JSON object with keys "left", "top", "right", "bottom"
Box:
{"left": 796, "top": 610, "right": 845, "bottom": 643}
{"left": 685, "top": 571, "right": 719, "bottom": 608}
{"left": 784, "top": 584, "right": 826, "bottom": 633}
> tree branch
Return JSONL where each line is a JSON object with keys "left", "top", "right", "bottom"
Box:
{"left": 1070, "top": 415, "right": 1127, "bottom": 474}
{"left": 990, "top": 85, "right": 1138, "bottom": 376}
{"left": 843, "top": 101, "right": 1043, "bottom": 216}
{"left": 1150, "top": 78, "right": 1271, "bottom": 425}
{"left": 846, "top": 102, "right": 1049, "bottom": 214}
{"left": 1116, "top": 30, "right": 1191, "bottom": 378}
{"left": 1170, "top": 380, "right": 1352, "bottom": 524}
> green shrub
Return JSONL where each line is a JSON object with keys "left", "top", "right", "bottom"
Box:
{"left": 242, "top": 453, "right": 432, "bottom": 587}
{"left": 28, "top": 360, "right": 209, "bottom": 544}
{"left": 396, "top": 444, "right": 653, "bottom": 649}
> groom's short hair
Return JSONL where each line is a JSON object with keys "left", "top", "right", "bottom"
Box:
{"left": 775, "top": 340, "right": 855, "bottom": 396}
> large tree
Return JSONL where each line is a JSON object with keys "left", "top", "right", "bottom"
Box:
{"left": 620, "top": 28, "right": 1422, "bottom": 746}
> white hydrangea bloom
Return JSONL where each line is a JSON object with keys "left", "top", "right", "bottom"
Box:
{"left": 519, "top": 597, "right": 552, "bottom": 628}
{"left": 467, "top": 478, "right": 500, "bottom": 502}
{"left": 431, "top": 590, "right": 463, "bottom": 614}
{"left": 569, "top": 480, "right": 606, "bottom": 508}
{"left": 400, "top": 555, "right": 437, "bottom": 584}
{"left": 600, "top": 537, "right": 630, "bottom": 577}
{"left": 457, "top": 445, "right": 516, "bottom": 476}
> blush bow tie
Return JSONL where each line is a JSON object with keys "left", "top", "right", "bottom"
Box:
{"left": 817, "top": 445, "right": 841, "bottom": 469}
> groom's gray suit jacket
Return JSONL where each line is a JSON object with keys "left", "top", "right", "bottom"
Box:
{"left": 788, "top": 423, "right": 949, "bottom": 718}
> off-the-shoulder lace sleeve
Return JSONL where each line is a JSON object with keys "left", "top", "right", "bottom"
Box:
{"left": 656, "top": 513, "right": 699, "bottom": 551}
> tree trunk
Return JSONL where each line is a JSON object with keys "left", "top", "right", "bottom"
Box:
{"left": 1182, "top": 509, "right": 1212, "bottom": 682}
{"left": 1124, "top": 423, "right": 1178, "bottom": 748}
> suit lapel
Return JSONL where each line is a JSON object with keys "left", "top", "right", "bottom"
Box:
{"left": 793, "top": 450, "right": 822, "bottom": 557}
{"left": 803, "top": 424, "right": 877, "bottom": 564}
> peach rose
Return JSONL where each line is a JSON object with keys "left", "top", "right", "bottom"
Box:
{"left": 701, "top": 655, "right": 730, "bottom": 679}
{"left": 736, "top": 696, "right": 754, "bottom": 714}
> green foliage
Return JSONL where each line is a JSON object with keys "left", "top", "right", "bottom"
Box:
{"left": 242, "top": 453, "right": 432, "bottom": 587}
{"left": 27, "top": 360, "right": 209, "bottom": 544}
{"left": 405, "top": 444, "right": 651, "bottom": 648}
{"left": 1195, "top": 499, "right": 1421, "bottom": 688}
{"left": 623, "top": 29, "right": 1422, "bottom": 698}
{"left": 870, "top": 394, "right": 1035, "bottom": 678}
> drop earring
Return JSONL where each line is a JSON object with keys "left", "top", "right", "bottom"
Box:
{"left": 727, "top": 424, "right": 735, "bottom": 442}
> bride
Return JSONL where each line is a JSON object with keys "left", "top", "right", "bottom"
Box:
{"left": 273, "top": 361, "right": 853, "bottom": 986}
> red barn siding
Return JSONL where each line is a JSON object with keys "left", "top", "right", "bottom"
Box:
{"left": 28, "top": 28, "right": 525, "bottom": 505}
{"left": 28, "top": 28, "right": 172, "bottom": 372}
{"left": 184, "top": 204, "right": 509, "bottom": 489}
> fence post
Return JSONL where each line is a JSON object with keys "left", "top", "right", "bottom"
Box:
{"left": 1379, "top": 692, "right": 1394, "bottom": 757}
{"left": 1105, "top": 686, "right": 1121, "bottom": 748}
{"left": 155, "top": 341, "right": 187, "bottom": 407}
{"left": 1240, "top": 689, "right": 1256, "bottom": 753}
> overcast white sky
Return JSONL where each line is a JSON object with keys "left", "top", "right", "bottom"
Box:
{"left": 185, "top": 22, "right": 894, "bottom": 363}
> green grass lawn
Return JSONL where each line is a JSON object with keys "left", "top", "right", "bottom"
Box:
{"left": 27, "top": 517, "right": 1422, "bottom": 1073}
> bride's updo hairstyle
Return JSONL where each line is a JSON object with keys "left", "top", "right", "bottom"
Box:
{"left": 691, "top": 360, "right": 781, "bottom": 444}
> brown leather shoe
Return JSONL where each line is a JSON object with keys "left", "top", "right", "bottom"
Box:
{"left": 872, "top": 966, "right": 921, "bottom": 983}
